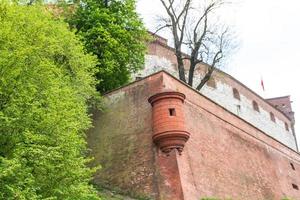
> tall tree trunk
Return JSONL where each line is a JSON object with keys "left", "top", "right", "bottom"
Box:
{"left": 188, "top": 61, "right": 196, "bottom": 86}
{"left": 196, "top": 67, "right": 214, "bottom": 90}
{"left": 176, "top": 52, "right": 186, "bottom": 83}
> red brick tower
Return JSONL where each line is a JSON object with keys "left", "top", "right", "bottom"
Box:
{"left": 148, "top": 91, "right": 190, "bottom": 154}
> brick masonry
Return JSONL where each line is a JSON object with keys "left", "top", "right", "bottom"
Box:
{"left": 133, "top": 37, "right": 297, "bottom": 150}
{"left": 88, "top": 71, "right": 300, "bottom": 200}
{"left": 148, "top": 91, "right": 190, "bottom": 154}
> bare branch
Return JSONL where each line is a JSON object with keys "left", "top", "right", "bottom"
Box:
{"left": 157, "top": 0, "right": 236, "bottom": 88}
{"left": 193, "top": 1, "right": 219, "bottom": 43}
{"left": 178, "top": 0, "right": 190, "bottom": 44}
{"left": 153, "top": 24, "right": 172, "bottom": 35}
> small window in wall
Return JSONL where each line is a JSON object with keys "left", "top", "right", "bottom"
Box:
{"left": 270, "top": 112, "right": 275, "bottom": 122}
{"left": 169, "top": 108, "right": 176, "bottom": 116}
{"left": 292, "top": 184, "right": 299, "bottom": 190}
{"left": 290, "top": 163, "right": 296, "bottom": 170}
{"left": 233, "top": 88, "right": 240, "bottom": 100}
{"left": 252, "top": 101, "right": 259, "bottom": 112}
{"left": 285, "top": 122, "right": 289, "bottom": 131}
{"left": 206, "top": 77, "right": 216, "bottom": 88}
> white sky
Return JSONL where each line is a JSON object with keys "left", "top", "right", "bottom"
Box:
{"left": 136, "top": 0, "right": 300, "bottom": 146}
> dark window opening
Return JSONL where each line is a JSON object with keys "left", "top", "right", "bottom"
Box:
{"left": 292, "top": 184, "right": 299, "bottom": 190}
{"left": 169, "top": 108, "right": 176, "bottom": 116}
{"left": 291, "top": 163, "right": 295, "bottom": 170}
{"left": 285, "top": 122, "right": 289, "bottom": 131}
{"left": 233, "top": 88, "right": 240, "bottom": 100}
{"left": 270, "top": 112, "right": 275, "bottom": 122}
{"left": 252, "top": 101, "right": 259, "bottom": 112}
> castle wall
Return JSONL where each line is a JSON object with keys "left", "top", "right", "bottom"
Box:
{"left": 138, "top": 40, "right": 297, "bottom": 150}
{"left": 200, "top": 78, "right": 296, "bottom": 150}
{"left": 88, "top": 71, "right": 300, "bottom": 200}
{"left": 87, "top": 76, "right": 162, "bottom": 199}
{"left": 159, "top": 72, "right": 300, "bottom": 199}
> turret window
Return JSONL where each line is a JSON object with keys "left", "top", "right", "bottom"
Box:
{"left": 169, "top": 108, "right": 176, "bottom": 116}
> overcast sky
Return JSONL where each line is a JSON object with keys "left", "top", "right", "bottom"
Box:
{"left": 136, "top": 0, "right": 300, "bottom": 145}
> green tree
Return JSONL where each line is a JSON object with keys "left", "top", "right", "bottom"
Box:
{"left": 0, "top": 3, "right": 100, "bottom": 199}
{"left": 69, "top": 0, "right": 148, "bottom": 93}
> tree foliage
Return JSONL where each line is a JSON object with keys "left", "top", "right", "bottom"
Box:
{"left": 0, "top": 3, "right": 100, "bottom": 199}
{"left": 69, "top": 0, "right": 148, "bottom": 93}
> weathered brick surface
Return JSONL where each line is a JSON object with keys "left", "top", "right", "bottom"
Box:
{"left": 88, "top": 71, "right": 300, "bottom": 200}
{"left": 87, "top": 76, "right": 162, "bottom": 199}
{"left": 143, "top": 38, "right": 298, "bottom": 150}
{"left": 155, "top": 150, "right": 184, "bottom": 200}
{"left": 161, "top": 72, "right": 300, "bottom": 200}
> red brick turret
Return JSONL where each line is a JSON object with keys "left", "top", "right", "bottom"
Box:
{"left": 148, "top": 91, "right": 190, "bottom": 154}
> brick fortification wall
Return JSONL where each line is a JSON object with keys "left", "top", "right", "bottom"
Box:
{"left": 88, "top": 71, "right": 300, "bottom": 200}
{"left": 134, "top": 36, "right": 297, "bottom": 150}
{"left": 87, "top": 77, "right": 159, "bottom": 199}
